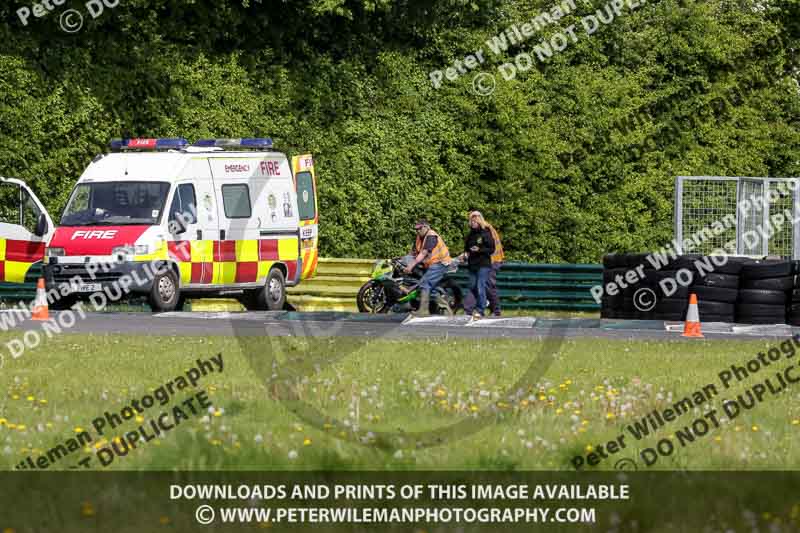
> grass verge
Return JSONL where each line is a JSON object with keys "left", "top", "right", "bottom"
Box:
{"left": 0, "top": 332, "right": 797, "bottom": 471}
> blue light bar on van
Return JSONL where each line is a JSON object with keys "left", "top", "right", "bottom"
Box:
{"left": 110, "top": 138, "right": 189, "bottom": 151}
{"left": 192, "top": 138, "right": 274, "bottom": 149}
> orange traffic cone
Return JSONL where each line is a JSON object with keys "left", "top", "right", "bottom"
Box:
{"left": 31, "top": 278, "right": 49, "bottom": 321}
{"left": 682, "top": 293, "right": 703, "bottom": 338}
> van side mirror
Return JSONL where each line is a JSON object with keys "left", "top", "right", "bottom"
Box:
{"left": 34, "top": 213, "right": 48, "bottom": 237}
{"left": 171, "top": 214, "right": 188, "bottom": 234}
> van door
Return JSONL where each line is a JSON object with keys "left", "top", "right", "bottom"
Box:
{"left": 166, "top": 180, "right": 201, "bottom": 285}
{"left": 0, "top": 177, "right": 54, "bottom": 283}
{"left": 292, "top": 154, "right": 319, "bottom": 279}
{"left": 168, "top": 159, "right": 220, "bottom": 286}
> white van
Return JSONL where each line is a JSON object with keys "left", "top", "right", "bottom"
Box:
{"left": 38, "top": 137, "right": 319, "bottom": 311}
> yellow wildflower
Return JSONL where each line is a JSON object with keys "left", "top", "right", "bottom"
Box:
{"left": 81, "top": 502, "right": 95, "bottom": 517}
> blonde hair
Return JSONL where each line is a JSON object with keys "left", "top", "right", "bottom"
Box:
{"left": 469, "top": 210, "right": 489, "bottom": 230}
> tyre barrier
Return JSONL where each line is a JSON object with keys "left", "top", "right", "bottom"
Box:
{"left": 689, "top": 256, "right": 743, "bottom": 323}
{"left": 601, "top": 254, "right": 800, "bottom": 325}
{"left": 736, "top": 260, "right": 793, "bottom": 325}
{"left": 787, "top": 264, "right": 800, "bottom": 327}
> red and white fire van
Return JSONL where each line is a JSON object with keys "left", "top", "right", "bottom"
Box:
{"left": 35, "top": 137, "right": 319, "bottom": 311}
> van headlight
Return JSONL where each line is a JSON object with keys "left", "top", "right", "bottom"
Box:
{"left": 46, "top": 247, "right": 65, "bottom": 257}
{"left": 112, "top": 245, "right": 149, "bottom": 256}
{"left": 112, "top": 245, "right": 133, "bottom": 256}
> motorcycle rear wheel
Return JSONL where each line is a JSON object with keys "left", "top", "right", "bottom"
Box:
{"left": 432, "top": 279, "right": 463, "bottom": 315}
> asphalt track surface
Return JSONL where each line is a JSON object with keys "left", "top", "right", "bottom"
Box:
{"left": 3, "top": 311, "right": 799, "bottom": 341}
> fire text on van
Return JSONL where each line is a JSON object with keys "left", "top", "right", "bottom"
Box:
{"left": 71, "top": 230, "right": 118, "bottom": 240}
{"left": 259, "top": 161, "right": 281, "bottom": 176}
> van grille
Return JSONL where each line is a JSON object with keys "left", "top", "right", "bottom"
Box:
{"left": 51, "top": 266, "right": 123, "bottom": 284}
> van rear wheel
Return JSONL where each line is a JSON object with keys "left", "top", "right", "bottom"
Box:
{"left": 242, "top": 268, "right": 287, "bottom": 311}
{"left": 148, "top": 270, "right": 179, "bottom": 312}
{"left": 259, "top": 268, "right": 287, "bottom": 311}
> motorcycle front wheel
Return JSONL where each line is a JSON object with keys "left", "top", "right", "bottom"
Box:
{"left": 357, "top": 281, "right": 391, "bottom": 313}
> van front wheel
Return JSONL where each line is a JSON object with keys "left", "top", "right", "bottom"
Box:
{"left": 148, "top": 270, "right": 179, "bottom": 312}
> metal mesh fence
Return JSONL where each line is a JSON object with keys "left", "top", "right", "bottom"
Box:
{"left": 739, "top": 180, "right": 764, "bottom": 256}
{"left": 678, "top": 178, "right": 738, "bottom": 254}
{"left": 768, "top": 181, "right": 794, "bottom": 257}
{"left": 675, "top": 176, "right": 799, "bottom": 259}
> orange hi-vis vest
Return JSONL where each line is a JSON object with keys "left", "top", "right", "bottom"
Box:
{"left": 489, "top": 225, "right": 505, "bottom": 263}
{"left": 415, "top": 229, "right": 451, "bottom": 267}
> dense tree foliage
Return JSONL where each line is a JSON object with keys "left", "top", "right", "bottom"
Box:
{"left": 0, "top": 0, "right": 797, "bottom": 261}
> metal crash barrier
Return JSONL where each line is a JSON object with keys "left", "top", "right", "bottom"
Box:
{"left": 0, "top": 259, "right": 603, "bottom": 312}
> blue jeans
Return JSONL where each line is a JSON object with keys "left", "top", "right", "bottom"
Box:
{"left": 420, "top": 262, "right": 448, "bottom": 292}
{"left": 469, "top": 267, "right": 491, "bottom": 315}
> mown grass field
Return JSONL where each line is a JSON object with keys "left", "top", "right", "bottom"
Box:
{"left": 0, "top": 331, "right": 798, "bottom": 471}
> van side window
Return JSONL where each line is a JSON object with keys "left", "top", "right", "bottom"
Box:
{"left": 221, "top": 184, "right": 251, "bottom": 219}
{"left": 169, "top": 184, "right": 197, "bottom": 224}
{"left": 21, "top": 189, "right": 42, "bottom": 234}
{"left": 0, "top": 183, "right": 43, "bottom": 234}
{"left": 0, "top": 182, "right": 21, "bottom": 226}
{"left": 295, "top": 171, "right": 316, "bottom": 221}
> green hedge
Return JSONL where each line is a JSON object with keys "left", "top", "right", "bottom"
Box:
{"left": 0, "top": 0, "right": 798, "bottom": 263}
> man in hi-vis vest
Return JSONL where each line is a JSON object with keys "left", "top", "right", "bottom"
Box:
{"left": 404, "top": 218, "right": 452, "bottom": 316}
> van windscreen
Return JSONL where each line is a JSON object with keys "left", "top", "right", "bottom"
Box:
{"left": 60, "top": 181, "right": 170, "bottom": 226}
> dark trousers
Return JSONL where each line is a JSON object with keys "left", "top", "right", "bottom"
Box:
{"left": 487, "top": 262, "right": 502, "bottom": 315}
{"left": 464, "top": 263, "right": 502, "bottom": 316}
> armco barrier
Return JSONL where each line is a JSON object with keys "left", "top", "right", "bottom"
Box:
{"left": 0, "top": 259, "right": 603, "bottom": 313}
{"left": 286, "top": 257, "right": 374, "bottom": 312}
{"left": 286, "top": 259, "right": 603, "bottom": 312}
{"left": 448, "top": 262, "right": 603, "bottom": 311}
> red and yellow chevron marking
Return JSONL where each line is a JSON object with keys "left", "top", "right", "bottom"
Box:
{"left": 0, "top": 239, "right": 44, "bottom": 283}
{"left": 155, "top": 237, "right": 299, "bottom": 285}
{"left": 298, "top": 219, "right": 318, "bottom": 280}
{"left": 293, "top": 153, "right": 319, "bottom": 280}
{"left": 300, "top": 247, "right": 318, "bottom": 279}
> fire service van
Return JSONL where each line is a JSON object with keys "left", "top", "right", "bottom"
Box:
{"left": 0, "top": 137, "right": 320, "bottom": 312}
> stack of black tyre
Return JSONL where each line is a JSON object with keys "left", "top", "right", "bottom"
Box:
{"left": 652, "top": 255, "right": 695, "bottom": 321}
{"left": 735, "top": 260, "right": 793, "bottom": 324}
{"left": 601, "top": 253, "right": 693, "bottom": 321}
{"left": 688, "top": 255, "right": 744, "bottom": 323}
{"left": 600, "top": 253, "right": 663, "bottom": 320}
{"left": 788, "top": 262, "right": 800, "bottom": 326}
{"left": 600, "top": 254, "right": 632, "bottom": 319}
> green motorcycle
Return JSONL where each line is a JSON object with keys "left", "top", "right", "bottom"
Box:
{"left": 356, "top": 256, "right": 463, "bottom": 315}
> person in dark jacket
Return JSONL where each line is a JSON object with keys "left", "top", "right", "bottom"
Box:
{"left": 458, "top": 211, "right": 495, "bottom": 320}
{"left": 462, "top": 211, "right": 505, "bottom": 316}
